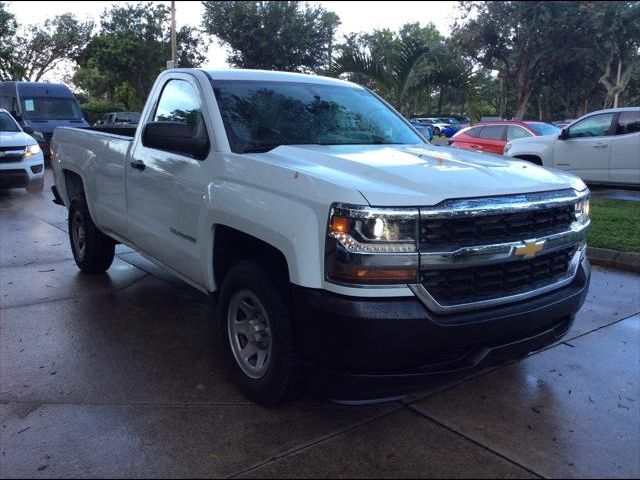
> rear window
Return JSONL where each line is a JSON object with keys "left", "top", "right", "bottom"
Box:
{"left": 464, "top": 126, "right": 483, "bottom": 138}
{"left": 478, "top": 125, "right": 505, "bottom": 140}
{"left": 616, "top": 111, "right": 640, "bottom": 135}
{"left": 526, "top": 122, "right": 560, "bottom": 136}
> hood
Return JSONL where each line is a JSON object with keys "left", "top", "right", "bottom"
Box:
{"left": 0, "top": 131, "right": 37, "bottom": 148}
{"left": 24, "top": 118, "right": 88, "bottom": 133}
{"left": 255, "top": 143, "right": 585, "bottom": 206}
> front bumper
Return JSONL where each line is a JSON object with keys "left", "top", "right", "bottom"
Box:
{"left": 0, "top": 154, "right": 45, "bottom": 189}
{"left": 292, "top": 256, "right": 590, "bottom": 400}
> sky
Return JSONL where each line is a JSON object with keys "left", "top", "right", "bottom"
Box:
{"left": 5, "top": 0, "right": 459, "bottom": 81}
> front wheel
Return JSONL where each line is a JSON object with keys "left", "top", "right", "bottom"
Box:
{"left": 68, "top": 194, "right": 115, "bottom": 273}
{"left": 219, "top": 261, "right": 301, "bottom": 406}
{"left": 434, "top": 127, "right": 441, "bottom": 136}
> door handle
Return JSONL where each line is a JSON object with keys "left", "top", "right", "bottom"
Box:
{"left": 130, "top": 160, "right": 146, "bottom": 171}
{"left": 593, "top": 143, "right": 608, "bottom": 148}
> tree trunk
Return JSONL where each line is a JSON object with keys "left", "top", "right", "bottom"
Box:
{"left": 437, "top": 86, "right": 445, "bottom": 114}
{"left": 514, "top": 90, "right": 530, "bottom": 120}
{"left": 513, "top": 65, "right": 531, "bottom": 119}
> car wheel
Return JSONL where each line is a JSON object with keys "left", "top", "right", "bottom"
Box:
{"left": 434, "top": 127, "right": 441, "bottom": 136}
{"left": 219, "top": 261, "right": 301, "bottom": 406}
{"left": 68, "top": 194, "right": 115, "bottom": 273}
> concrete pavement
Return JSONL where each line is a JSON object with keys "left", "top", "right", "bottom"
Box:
{"left": 1, "top": 171, "right": 639, "bottom": 478}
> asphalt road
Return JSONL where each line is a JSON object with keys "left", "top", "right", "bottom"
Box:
{"left": 1, "top": 171, "right": 639, "bottom": 478}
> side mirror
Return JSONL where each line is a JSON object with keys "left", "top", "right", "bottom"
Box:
{"left": 23, "top": 126, "right": 34, "bottom": 134}
{"left": 142, "top": 121, "right": 209, "bottom": 160}
{"left": 559, "top": 128, "right": 569, "bottom": 140}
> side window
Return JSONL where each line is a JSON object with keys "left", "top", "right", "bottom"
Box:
{"left": 154, "top": 80, "right": 204, "bottom": 130}
{"left": 465, "top": 126, "right": 482, "bottom": 138}
{"left": 478, "top": 125, "right": 506, "bottom": 140}
{"left": 143, "top": 79, "right": 209, "bottom": 159}
{"left": 507, "top": 125, "right": 532, "bottom": 140}
{"left": 616, "top": 111, "right": 640, "bottom": 135}
{"left": 568, "top": 113, "right": 614, "bottom": 138}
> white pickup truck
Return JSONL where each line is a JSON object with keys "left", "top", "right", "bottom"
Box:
{"left": 51, "top": 69, "right": 591, "bottom": 405}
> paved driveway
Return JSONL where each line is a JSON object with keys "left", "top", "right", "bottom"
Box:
{"left": 1, "top": 171, "right": 639, "bottom": 478}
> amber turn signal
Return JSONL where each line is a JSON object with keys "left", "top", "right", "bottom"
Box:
{"left": 330, "top": 216, "right": 349, "bottom": 233}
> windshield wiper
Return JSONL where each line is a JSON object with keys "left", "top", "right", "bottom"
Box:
{"left": 240, "top": 144, "right": 282, "bottom": 153}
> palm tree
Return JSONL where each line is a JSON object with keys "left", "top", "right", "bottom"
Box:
{"left": 327, "top": 37, "right": 431, "bottom": 116}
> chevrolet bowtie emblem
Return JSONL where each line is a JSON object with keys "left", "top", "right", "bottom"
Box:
{"left": 515, "top": 240, "right": 546, "bottom": 258}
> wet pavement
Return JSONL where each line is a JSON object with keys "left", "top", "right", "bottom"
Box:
{"left": 589, "top": 186, "right": 640, "bottom": 202}
{"left": 1, "top": 170, "right": 639, "bottom": 478}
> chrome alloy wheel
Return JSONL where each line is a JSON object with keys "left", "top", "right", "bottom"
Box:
{"left": 71, "top": 210, "right": 87, "bottom": 260}
{"left": 227, "top": 290, "right": 273, "bottom": 379}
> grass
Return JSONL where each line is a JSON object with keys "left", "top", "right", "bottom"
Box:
{"left": 588, "top": 197, "right": 640, "bottom": 253}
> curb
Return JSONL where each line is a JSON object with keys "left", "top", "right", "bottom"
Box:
{"left": 587, "top": 247, "right": 640, "bottom": 273}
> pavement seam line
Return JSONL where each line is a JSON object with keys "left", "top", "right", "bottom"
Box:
{"left": 404, "top": 404, "right": 546, "bottom": 479}
{"left": 225, "top": 403, "right": 405, "bottom": 479}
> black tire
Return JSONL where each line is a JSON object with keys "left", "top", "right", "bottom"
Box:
{"left": 68, "top": 194, "right": 115, "bottom": 273}
{"left": 434, "top": 127, "right": 441, "bottom": 136}
{"left": 219, "top": 261, "right": 301, "bottom": 406}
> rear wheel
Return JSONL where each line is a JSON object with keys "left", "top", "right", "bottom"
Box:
{"left": 219, "top": 261, "right": 301, "bottom": 406}
{"left": 68, "top": 194, "right": 115, "bottom": 273}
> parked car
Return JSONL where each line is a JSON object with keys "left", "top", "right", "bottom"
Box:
{"left": 422, "top": 117, "right": 452, "bottom": 136}
{"left": 51, "top": 68, "right": 591, "bottom": 405}
{"left": 552, "top": 119, "right": 575, "bottom": 128}
{"left": 408, "top": 118, "right": 433, "bottom": 141}
{"left": 505, "top": 107, "right": 640, "bottom": 186}
{"left": 94, "top": 111, "right": 141, "bottom": 128}
{"left": 450, "top": 121, "right": 561, "bottom": 154}
{"left": 0, "top": 81, "right": 88, "bottom": 159}
{"left": 0, "top": 108, "right": 44, "bottom": 192}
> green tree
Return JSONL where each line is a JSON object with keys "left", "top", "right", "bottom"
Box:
{"left": 74, "top": 2, "right": 207, "bottom": 109}
{"left": 0, "top": 11, "right": 92, "bottom": 81}
{"left": 591, "top": 1, "right": 640, "bottom": 108}
{"left": 0, "top": 2, "right": 18, "bottom": 81}
{"left": 201, "top": 1, "right": 340, "bottom": 72}
{"left": 452, "top": 1, "right": 576, "bottom": 119}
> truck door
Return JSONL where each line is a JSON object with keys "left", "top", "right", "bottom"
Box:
{"left": 610, "top": 110, "right": 640, "bottom": 185}
{"left": 553, "top": 112, "right": 615, "bottom": 183}
{"left": 125, "top": 75, "right": 212, "bottom": 286}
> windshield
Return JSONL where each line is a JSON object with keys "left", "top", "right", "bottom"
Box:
{"left": 21, "top": 97, "right": 82, "bottom": 121}
{"left": 211, "top": 80, "right": 422, "bottom": 153}
{"left": 0, "top": 111, "right": 20, "bottom": 132}
{"left": 527, "top": 122, "right": 561, "bottom": 136}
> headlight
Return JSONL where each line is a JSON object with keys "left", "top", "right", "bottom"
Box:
{"left": 574, "top": 197, "right": 590, "bottom": 224}
{"left": 504, "top": 143, "right": 512, "bottom": 154}
{"left": 24, "top": 144, "right": 41, "bottom": 157}
{"left": 325, "top": 204, "right": 419, "bottom": 285}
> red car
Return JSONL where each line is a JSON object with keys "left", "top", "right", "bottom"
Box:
{"left": 449, "top": 121, "right": 560, "bottom": 154}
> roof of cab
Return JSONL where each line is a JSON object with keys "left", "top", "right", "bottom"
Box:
{"left": 195, "top": 68, "right": 362, "bottom": 88}
{"left": 6, "top": 81, "right": 76, "bottom": 98}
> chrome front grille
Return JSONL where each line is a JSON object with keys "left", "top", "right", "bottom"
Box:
{"left": 411, "top": 189, "right": 589, "bottom": 314}
{"left": 420, "top": 245, "right": 576, "bottom": 305}
{"left": 0, "top": 146, "right": 25, "bottom": 163}
{"left": 419, "top": 204, "right": 575, "bottom": 249}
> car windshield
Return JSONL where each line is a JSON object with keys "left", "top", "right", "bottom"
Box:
{"left": 211, "top": 80, "right": 422, "bottom": 153}
{"left": 0, "top": 111, "right": 20, "bottom": 132}
{"left": 21, "top": 97, "right": 82, "bottom": 121}
{"left": 527, "top": 122, "right": 561, "bottom": 136}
